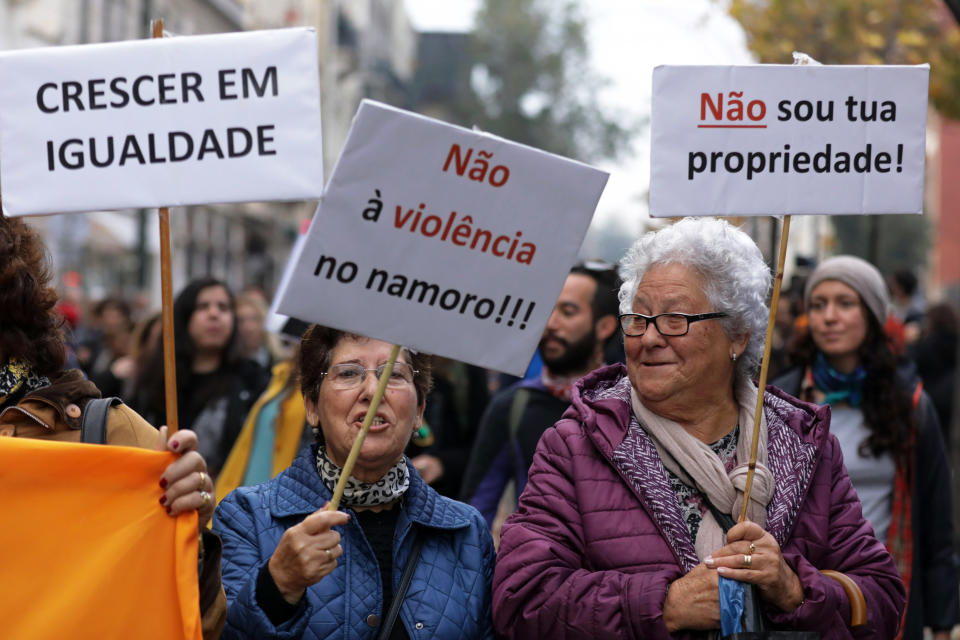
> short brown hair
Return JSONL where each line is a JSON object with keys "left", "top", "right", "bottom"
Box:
{"left": 0, "top": 215, "right": 65, "bottom": 375}
{"left": 298, "top": 325, "right": 432, "bottom": 406}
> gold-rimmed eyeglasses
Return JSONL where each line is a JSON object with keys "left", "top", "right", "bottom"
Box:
{"left": 320, "top": 362, "right": 418, "bottom": 389}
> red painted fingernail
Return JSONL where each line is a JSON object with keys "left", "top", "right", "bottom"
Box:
{"left": 171, "top": 441, "right": 180, "bottom": 450}
{"left": 159, "top": 478, "right": 167, "bottom": 488}
{"left": 165, "top": 506, "right": 171, "bottom": 515}
{"left": 159, "top": 495, "right": 167, "bottom": 505}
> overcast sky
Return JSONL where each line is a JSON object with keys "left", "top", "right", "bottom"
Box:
{"left": 404, "top": 1, "right": 755, "bottom": 243}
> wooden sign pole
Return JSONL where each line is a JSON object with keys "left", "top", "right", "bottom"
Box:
{"left": 152, "top": 18, "right": 179, "bottom": 434}
{"left": 739, "top": 215, "right": 791, "bottom": 522}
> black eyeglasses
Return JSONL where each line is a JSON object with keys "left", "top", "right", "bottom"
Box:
{"left": 619, "top": 312, "right": 727, "bottom": 337}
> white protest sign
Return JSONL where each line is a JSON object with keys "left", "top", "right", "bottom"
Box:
{"left": 0, "top": 28, "right": 323, "bottom": 216}
{"left": 276, "top": 100, "right": 608, "bottom": 375}
{"left": 649, "top": 64, "right": 929, "bottom": 217}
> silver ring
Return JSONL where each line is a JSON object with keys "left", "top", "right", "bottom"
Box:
{"left": 743, "top": 554, "right": 753, "bottom": 569}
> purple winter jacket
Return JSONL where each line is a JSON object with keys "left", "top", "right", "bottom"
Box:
{"left": 493, "top": 364, "right": 905, "bottom": 639}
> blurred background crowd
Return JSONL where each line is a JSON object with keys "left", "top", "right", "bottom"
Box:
{"left": 4, "top": 0, "right": 960, "bottom": 546}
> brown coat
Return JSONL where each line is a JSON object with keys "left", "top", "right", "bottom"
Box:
{"left": 0, "top": 369, "right": 227, "bottom": 639}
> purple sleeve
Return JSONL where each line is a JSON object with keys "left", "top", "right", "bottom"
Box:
{"left": 765, "top": 434, "right": 906, "bottom": 638}
{"left": 492, "top": 425, "right": 683, "bottom": 640}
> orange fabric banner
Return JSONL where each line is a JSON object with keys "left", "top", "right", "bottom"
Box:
{"left": 0, "top": 437, "right": 202, "bottom": 640}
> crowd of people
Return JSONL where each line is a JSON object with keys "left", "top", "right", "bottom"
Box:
{"left": 4, "top": 209, "right": 960, "bottom": 639}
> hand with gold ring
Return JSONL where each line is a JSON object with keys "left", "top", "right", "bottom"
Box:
{"left": 704, "top": 520, "right": 805, "bottom": 613}
{"left": 155, "top": 426, "right": 215, "bottom": 529}
{"left": 269, "top": 502, "right": 350, "bottom": 605}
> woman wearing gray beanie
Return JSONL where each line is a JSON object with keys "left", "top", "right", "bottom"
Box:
{"left": 773, "top": 255, "right": 959, "bottom": 640}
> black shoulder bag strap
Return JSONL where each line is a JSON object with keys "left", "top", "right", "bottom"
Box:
{"left": 80, "top": 397, "right": 121, "bottom": 444}
{"left": 375, "top": 525, "right": 424, "bottom": 640}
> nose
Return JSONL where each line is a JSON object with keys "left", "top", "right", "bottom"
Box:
{"left": 637, "top": 321, "right": 667, "bottom": 347}
{"left": 357, "top": 369, "right": 379, "bottom": 399}
{"left": 545, "top": 307, "right": 562, "bottom": 332}
{"left": 821, "top": 302, "right": 838, "bottom": 321}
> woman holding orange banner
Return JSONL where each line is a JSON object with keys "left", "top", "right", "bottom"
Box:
{"left": 0, "top": 212, "right": 226, "bottom": 639}
{"left": 215, "top": 325, "right": 495, "bottom": 639}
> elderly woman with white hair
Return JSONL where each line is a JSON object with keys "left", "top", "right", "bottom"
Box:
{"left": 491, "top": 218, "right": 905, "bottom": 639}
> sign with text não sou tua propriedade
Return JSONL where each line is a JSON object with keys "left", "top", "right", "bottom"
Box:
{"left": 0, "top": 28, "right": 323, "bottom": 216}
{"left": 649, "top": 64, "right": 929, "bottom": 217}
{"left": 276, "top": 100, "right": 608, "bottom": 376}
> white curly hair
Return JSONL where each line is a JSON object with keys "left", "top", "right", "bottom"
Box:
{"left": 618, "top": 217, "right": 772, "bottom": 378}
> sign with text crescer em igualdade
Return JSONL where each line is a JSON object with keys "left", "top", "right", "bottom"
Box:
{"left": 0, "top": 28, "right": 323, "bottom": 216}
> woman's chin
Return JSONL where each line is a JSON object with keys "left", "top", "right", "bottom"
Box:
{"left": 631, "top": 380, "right": 678, "bottom": 405}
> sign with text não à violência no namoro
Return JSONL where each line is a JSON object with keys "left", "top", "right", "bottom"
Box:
{"left": 649, "top": 64, "right": 929, "bottom": 217}
{"left": 276, "top": 100, "right": 609, "bottom": 376}
{"left": 0, "top": 28, "right": 323, "bottom": 216}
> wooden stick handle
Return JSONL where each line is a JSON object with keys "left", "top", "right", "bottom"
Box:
{"left": 739, "top": 215, "right": 791, "bottom": 523}
{"left": 151, "top": 18, "right": 179, "bottom": 434}
{"left": 327, "top": 344, "right": 403, "bottom": 511}
{"left": 158, "top": 206, "right": 178, "bottom": 433}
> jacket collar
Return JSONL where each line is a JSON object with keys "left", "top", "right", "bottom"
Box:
{"left": 573, "top": 364, "right": 826, "bottom": 552}
{"left": 573, "top": 364, "right": 831, "bottom": 451}
{"left": 0, "top": 369, "right": 100, "bottom": 431}
{"left": 270, "top": 445, "right": 473, "bottom": 531}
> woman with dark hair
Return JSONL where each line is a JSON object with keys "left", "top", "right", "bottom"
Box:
{"left": 773, "top": 255, "right": 959, "bottom": 640}
{"left": 215, "top": 325, "right": 495, "bottom": 639}
{"left": 133, "top": 277, "right": 269, "bottom": 478}
{"left": 0, "top": 214, "right": 226, "bottom": 638}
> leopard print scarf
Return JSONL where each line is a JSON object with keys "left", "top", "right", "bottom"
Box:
{"left": 0, "top": 358, "right": 50, "bottom": 408}
{"left": 315, "top": 446, "right": 409, "bottom": 507}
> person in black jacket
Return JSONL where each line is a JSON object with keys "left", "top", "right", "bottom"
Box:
{"left": 461, "top": 262, "right": 620, "bottom": 529}
{"left": 132, "top": 277, "right": 269, "bottom": 478}
{"left": 910, "top": 303, "right": 958, "bottom": 438}
{"left": 772, "top": 255, "right": 959, "bottom": 640}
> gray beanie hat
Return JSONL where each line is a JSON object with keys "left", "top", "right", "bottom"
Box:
{"left": 804, "top": 255, "right": 889, "bottom": 326}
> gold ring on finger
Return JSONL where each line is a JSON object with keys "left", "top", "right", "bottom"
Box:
{"left": 743, "top": 553, "right": 752, "bottom": 569}
{"left": 325, "top": 548, "right": 333, "bottom": 560}
{"left": 199, "top": 471, "right": 207, "bottom": 491}
{"left": 748, "top": 543, "right": 756, "bottom": 554}
{"left": 200, "top": 491, "right": 211, "bottom": 508}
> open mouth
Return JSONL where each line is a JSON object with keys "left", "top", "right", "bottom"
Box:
{"left": 353, "top": 414, "right": 390, "bottom": 429}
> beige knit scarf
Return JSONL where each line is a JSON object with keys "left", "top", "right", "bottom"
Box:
{"left": 630, "top": 376, "right": 775, "bottom": 561}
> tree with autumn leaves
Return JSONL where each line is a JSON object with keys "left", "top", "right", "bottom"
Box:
{"left": 728, "top": 0, "right": 960, "bottom": 119}
{"left": 728, "top": 0, "right": 960, "bottom": 271}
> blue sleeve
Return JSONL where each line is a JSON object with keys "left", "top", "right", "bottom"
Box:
{"left": 214, "top": 492, "right": 313, "bottom": 640}
{"left": 478, "top": 513, "right": 497, "bottom": 640}
{"left": 462, "top": 390, "right": 516, "bottom": 525}
{"left": 469, "top": 446, "right": 513, "bottom": 527}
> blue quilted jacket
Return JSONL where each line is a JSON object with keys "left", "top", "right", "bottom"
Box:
{"left": 214, "top": 446, "right": 495, "bottom": 640}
